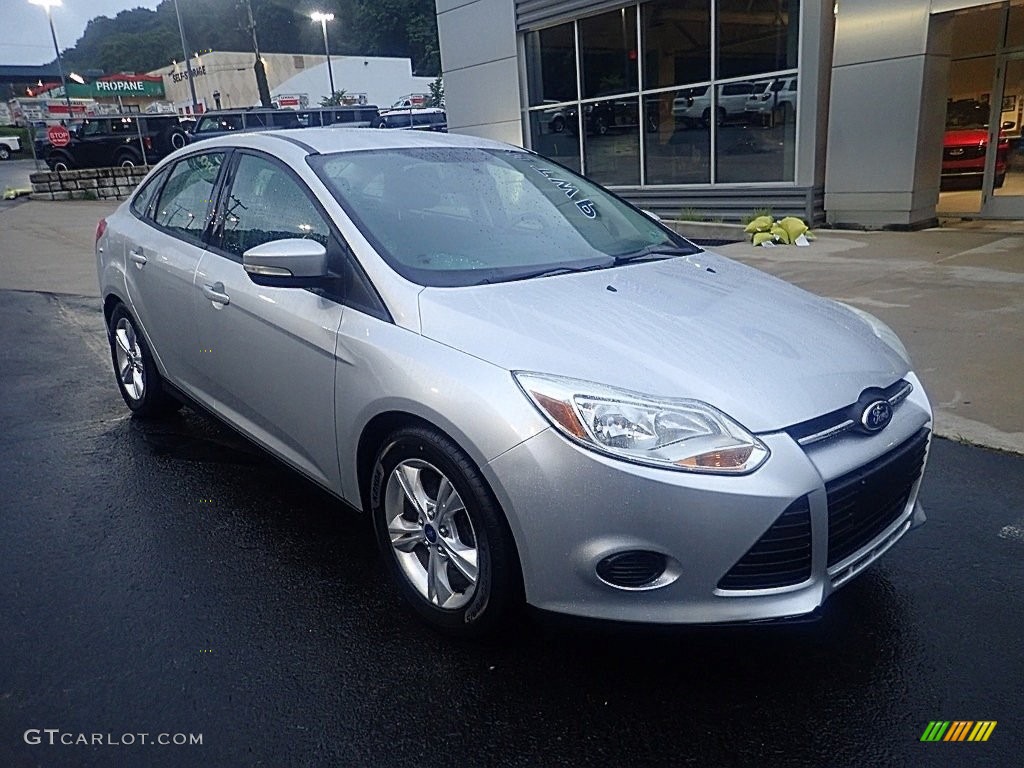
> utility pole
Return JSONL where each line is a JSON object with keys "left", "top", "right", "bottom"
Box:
{"left": 243, "top": 0, "right": 272, "bottom": 107}
{"left": 172, "top": 0, "right": 200, "bottom": 112}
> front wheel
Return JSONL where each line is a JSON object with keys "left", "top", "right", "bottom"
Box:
{"left": 370, "top": 427, "right": 520, "bottom": 636}
{"left": 0, "top": 145, "right": 10, "bottom": 161}
{"left": 107, "top": 304, "right": 181, "bottom": 417}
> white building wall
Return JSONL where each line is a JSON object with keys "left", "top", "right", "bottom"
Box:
{"left": 436, "top": 0, "right": 523, "bottom": 144}
{"left": 273, "top": 57, "right": 435, "bottom": 109}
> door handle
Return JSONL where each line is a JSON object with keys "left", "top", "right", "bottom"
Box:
{"left": 202, "top": 281, "right": 230, "bottom": 306}
{"left": 129, "top": 249, "right": 147, "bottom": 267}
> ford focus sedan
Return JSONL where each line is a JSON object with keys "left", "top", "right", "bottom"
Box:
{"left": 96, "top": 129, "right": 932, "bottom": 635}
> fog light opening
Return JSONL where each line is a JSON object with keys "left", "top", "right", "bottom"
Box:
{"left": 596, "top": 551, "right": 668, "bottom": 589}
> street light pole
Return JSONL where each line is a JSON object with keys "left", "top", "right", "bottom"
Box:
{"left": 172, "top": 0, "right": 200, "bottom": 112}
{"left": 28, "top": 0, "right": 72, "bottom": 116}
{"left": 311, "top": 12, "right": 336, "bottom": 103}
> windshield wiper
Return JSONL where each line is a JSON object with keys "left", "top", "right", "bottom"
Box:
{"left": 612, "top": 244, "right": 698, "bottom": 265}
{"left": 474, "top": 259, "right": 614, "bottom": 285}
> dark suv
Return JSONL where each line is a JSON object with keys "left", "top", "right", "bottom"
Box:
{"left": 44, "top": 115, "right": 188, "bottom": 171}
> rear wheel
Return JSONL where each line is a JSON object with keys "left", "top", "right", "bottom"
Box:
{"left": 370, "top": 426, "right": 520, "bottom": 636}
{"left": 167, "top": 128, "right": 188, "bottom": 150}
{"left": 107, "top": 304, "right": 181, "bottom": 417}
{"left": 116, "top": 150, "right": 142, "bottom": 169}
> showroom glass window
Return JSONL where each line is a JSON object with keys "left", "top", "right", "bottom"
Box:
{"left": 523, "top": 0, "right": 799, "bottom": 187}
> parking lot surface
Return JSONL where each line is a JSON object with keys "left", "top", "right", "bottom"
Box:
{"left": 1, "top": 284, "right": 1022, "bottom": 767}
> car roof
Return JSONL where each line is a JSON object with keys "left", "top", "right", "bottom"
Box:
{"left": 191, "top": 127, "right": 516, "bottom": 155}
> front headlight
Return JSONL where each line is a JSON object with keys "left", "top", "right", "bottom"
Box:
{"left": 514, "top": 373, "right": 769, "bottom": 474}
{"left": 838, "top": 303, "right": 912, "bottom": 364}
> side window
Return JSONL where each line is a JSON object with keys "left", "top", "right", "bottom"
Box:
{"left": 220, "top": 153, "right": 329, "bottom": 259}
{"left": 153, "top": 153, "right": 225, "bottom": 242}
{"left": 245, "top": 113, "right": 268, "bottom": 128}
{"left": 110, "top": 118, "right": 136, "bottom": 135}
{"left": 81, "top": 119, "right": 108, "bottom": 137}
{"left": 130, "top": 167, "right": 169, "bottom": 219}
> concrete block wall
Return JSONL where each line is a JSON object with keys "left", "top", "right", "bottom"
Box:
{"left": 29, "top": 167, "right": 149, "bottom": 202}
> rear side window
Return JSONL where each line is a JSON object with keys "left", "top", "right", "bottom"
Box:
{"left": 244, "top": 113, "right": 268, "bottom": 128}
{"left": 219, "top": 153, "right": 329, "bottom": 258}
{"left": 153, "top": 153, "right": 225, "bottom": 243}
{"left": 130, "top": 168, "right": 169, "bottom": 219}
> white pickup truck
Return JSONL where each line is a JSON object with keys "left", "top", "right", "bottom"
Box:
{"left": 0, "top": 135, "right": 21, "bottom": 161}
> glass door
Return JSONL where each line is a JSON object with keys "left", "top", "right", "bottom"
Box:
{"left": 980, "top": 14, "right": 1024, "bottom": 215}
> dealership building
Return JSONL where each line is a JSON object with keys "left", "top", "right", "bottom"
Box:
{"left": 435, "top": 0, "right": 1024, "bottom": 227}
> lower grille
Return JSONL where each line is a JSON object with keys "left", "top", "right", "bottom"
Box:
{"left": 596, "top": 551, "right": 666, "bottom": 588}
{"left": 718, "top": 497, "right": 812, "bottom": 590}
{"left": 826, "top": 428, "right": 929, "bottom": 567}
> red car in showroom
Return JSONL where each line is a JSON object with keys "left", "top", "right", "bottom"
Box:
{"left": 942, "top": 99, "right": 1011, "bottom": 188}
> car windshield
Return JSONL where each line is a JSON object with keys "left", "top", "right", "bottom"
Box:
{"left": 945, "top": 99, "right": 989, "bottom": 130}
{"left": 309, "top": 147, "right": 698, "bottom": 286}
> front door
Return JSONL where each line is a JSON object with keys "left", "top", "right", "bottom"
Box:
{"left": 193, "top": 151, "right": 344, "bottom": 490}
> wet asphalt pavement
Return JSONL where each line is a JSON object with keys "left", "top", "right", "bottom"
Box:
{"left": 1, "top": 288, "right": 1022, "bottom": 768}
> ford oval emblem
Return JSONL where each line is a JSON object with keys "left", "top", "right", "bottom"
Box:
{"left": 861, "top": 400, "right": 893, "bottom": 432}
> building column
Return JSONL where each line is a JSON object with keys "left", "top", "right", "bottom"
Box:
{"left": 825, "top": 0, "right": 953, "bottom": 228}
{"left": 435, "top": 0, "right": 523, "bottom": 144}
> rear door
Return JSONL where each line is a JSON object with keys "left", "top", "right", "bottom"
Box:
{"left": 192, "top": 150, "right": 347, "bottom": 489}
{"left": 122, "top": 150, "right": 227, "bottom": 391}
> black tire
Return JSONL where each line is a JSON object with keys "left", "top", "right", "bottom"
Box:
{"left": 594, "top": 116, "right": 609, "bottom": 136}
{"left": 995, "top": 173, "right": 1006, "bottom": 189}
{"left": 107, "top": 304, "right": 181, "bottom": 418}
{"left": 0, "top": 145, "right": 10, "bottom": 161}
{"left": 49, "top": 153, "right": 73, "bottom": 172}
{"left": 167, "top": 128, "right": 188, "bottom": 151}
{"left": 701, "top": 108, "right": 713, "bottom": 128}
{"left": 550, "top": 115, "right": 565, "bottom": 134}
{"left": 370, "top": 426, "right": 521, "bottom": 636}
{"left": 116, "top": 150, "right": 142, "bottom": 169}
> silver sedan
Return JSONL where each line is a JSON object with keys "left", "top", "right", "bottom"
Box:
{"left": 96, "top": 129, "right": 932, "bottom": 635}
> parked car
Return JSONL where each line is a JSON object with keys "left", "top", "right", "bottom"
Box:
{"left": 565, "top": 99, "right": 658, "bottom": 135}
{"left": 190, "top": 106, "right": 380, "bottom": 141}
{"left": 0, "top": 134, "right": 20, "bottom": 160}
{"left": 96, "top": 129, "right": 932, "bottom": 635}
{"left": 941, "top": 99, "right": 1010, "bottom": 188}
{"left": 44, "top": 115, "right": 188, "bottom": 171}
{"left": 673, "top": 82, "right": 755, "bottom": 127}
{"left": 745, "top": 77, "right": 799, "bottom": 124}
{"left": 377, "top": 107, "right": 447, "bottom": 131}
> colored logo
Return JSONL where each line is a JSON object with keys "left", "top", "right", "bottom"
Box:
{"left": 920, "top": 721, "right": 997, "bottom": 742}
{"left": 860, "top": 400, "right": 893, "bottom": 432}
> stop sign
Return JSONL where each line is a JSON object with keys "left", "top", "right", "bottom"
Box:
{"left": 47, "top": 125, "right": 71, "bottom": 148}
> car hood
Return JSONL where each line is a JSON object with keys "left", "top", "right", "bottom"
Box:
{"left": 417, "top": 252, "right": 908, "bottom": 434}
{"left": 944, "top": 128, "right": 988, "bottom": 147}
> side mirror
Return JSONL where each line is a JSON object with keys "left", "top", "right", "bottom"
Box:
{"left": 1001, "top": 121, "right": 1016, "bottom": 131}
{"left": 242, "top": 238, "right": 328, "bottom": 287}
{"left": 641, "top": 209, "right": 663, "bottom": 222}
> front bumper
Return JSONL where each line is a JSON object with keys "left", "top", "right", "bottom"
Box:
{"left": 484, "top": 373, "right": 932, "bottom": 624}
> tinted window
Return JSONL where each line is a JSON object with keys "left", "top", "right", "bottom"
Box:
{"left": 80, "top": 119, "right": 108, "bottom": 137}
{"left": 310, "top": 148, "right": 696, "bottom": 287}
{"left": 220, "top": 153, "right": 329, "bottom": 259}
{"left": 580, "top": 6, "right": 639, "bottom": 99}
{"left": 153, "top": 153, "right": 225, "bottom": 242}
{"left": 196, "top": 114, "right": 242, "bottom": 133}
{"left": 717, "top": 0, "right": 799, "bottom": 79}
{"left": 524, "top": 22, "right": 577, "bottom": 106}
{"left": 110, "top": 117, "right": 138, "bottom": 135}
{"left": 130, "top": 168, "right": 168, "bottom": 218}
{"left": 245, "top": 113, "right": 269, "bottom": 128}
{"left": 642, "top": 0, "right": 710, "bottom": 89}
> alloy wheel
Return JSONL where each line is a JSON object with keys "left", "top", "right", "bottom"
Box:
{"left": 384, "top": 458, "right": 479, "bottom": 610}
{"left": 113, "top": 317, "right": 145, "bottom": 401}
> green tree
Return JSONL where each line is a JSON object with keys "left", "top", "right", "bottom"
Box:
{"left": 319, "top": 90, "right": 348, "bottom": 106}
{"left": 428, "top": 75, "right": 444, "bottom": 108}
